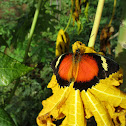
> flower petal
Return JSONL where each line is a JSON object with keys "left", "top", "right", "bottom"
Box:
{"left": 37, "top": 82, "right": 74, "bottom": 125}
{"left": 90, "top": 84, "right": 126, "bottom": 108}
{"left": 55, "top": 29, "right": 70, "bottom": 56}
{"left": 63, "top": 89, "right": 86, "bottom": 126}
{"left": 81, "top": 90, "right": 114, "bottom": 126}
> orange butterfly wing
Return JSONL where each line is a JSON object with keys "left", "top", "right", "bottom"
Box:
{"left": 76, "top": 54, "right": 99, "bottom": 82}
{"left": 58, "top": 54, "right": 73, "bottom": 81}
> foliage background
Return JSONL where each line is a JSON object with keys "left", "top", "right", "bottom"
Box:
{"left": 0, "top": 0, "right": 122, "bottom": 126}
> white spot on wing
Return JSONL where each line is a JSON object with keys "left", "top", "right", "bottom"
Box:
{"left": 101, "top": 56, "right": 108, "bottom": 71}
{"left": 55, "top": 54, "right": 64, "bottom": 68}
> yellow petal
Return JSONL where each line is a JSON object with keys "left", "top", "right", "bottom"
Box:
{"left": 60, "top": 117, "right": 67, "bottom": 126}
{"left": 80, "top": 90, "right": 93, "bottom": 119}
{"left": 99, "top": 69, "right": 123, "bottom": 86}
{"left": 112, "top": 110, "right": 126, "bottom": 126}
{"left": 37, "top": 116, "right": 56, "bottom": 126}
{"left": 47, "top": 75, "right": 58, "bottom": 89}
{"left": 64, "top": 89, "right": 86, "bottom": 126}
{"left": 118, "top": 112, "right": 126, "bottom": 126}
{"left": 101, "top": 102, "right": 126, "bottom": 125}
{"left": 84, "top": 108, "right": 93, "bottom": 119}
{"left": 102, "top": 102, "right": 115, "bottom": 118}
{"left": 37, "top": 82, "right": 74, "bottom": 126}
{"left": 55, "top": 29, "right": 70, "bottom": 56}
{"left": 43, "top": 83, "right": 73, "bottom": 117}
{"left": 90, "top": 84, "right": 126, "bottom": 108}
{"left": 72, "top": 41, "right": 96, "bottom": 54}
{"left": 81, "top": 90, "right": 114, "bottom": 126}
{"left": 99, "top": 76, "right": 120, "bottom": 86}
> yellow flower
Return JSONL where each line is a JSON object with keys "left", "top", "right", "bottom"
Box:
{"left": 55, "top": 29, "right": 70, "bottom": 57}
{"left": 37, "top": 41, "right": 125, "bottom": 126}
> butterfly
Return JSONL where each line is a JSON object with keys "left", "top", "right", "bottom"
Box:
{"left": 51, "top": 50, "right": 119, "bottom": 91}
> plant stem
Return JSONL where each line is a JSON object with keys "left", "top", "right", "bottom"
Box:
{"left": 23, "top": 0, "right": 42, "bottom": 63}
{"left": 88, "top": 0, "right": 105, "bottom": 48}
{"left": 4, "top": 78, "right": 20, "bottom": 107}
{"left": 108, "top": 0, "right": 116, "bottom": 26}
{"left": 64, "top": 13, "right": 72, "bottom": 32}
{"left": 5, "top": 0, "right": 42, "bottom": 107}
{"left": 64, "top": 0, "right": 74, "bottom": 32}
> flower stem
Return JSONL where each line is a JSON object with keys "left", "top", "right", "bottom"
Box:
{"left": 88, "top": 0, "right": 105, "bottom": 48}
{"left": 23, "top": 0, "right": 42, "bottom": 63}
{"left": 5, "top": 0, "right": 42, "bottom": 107}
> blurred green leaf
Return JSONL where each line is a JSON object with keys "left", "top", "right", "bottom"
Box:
{"left": 48, "top": 47, "right": 54, "bottom": 52}
{"left": 0, "top": 52, "right": 33, "bottom": 86}
{"left": 77, "top": 20, "right": 83, "bottom": 34}
{"left": 41, "top": 57, "right": 46, "bottom": 63}
{"left": 0, "top": 108, "right": 16, "bottom": 126}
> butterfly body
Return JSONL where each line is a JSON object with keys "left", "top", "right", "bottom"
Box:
{"left": 51, "top": 52, "right": 119, "bottom": 91}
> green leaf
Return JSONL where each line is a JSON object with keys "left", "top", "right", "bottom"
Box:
{"left": 77, "top": 20, "right": 83, "bottom": 34}
{"left": 0, "top": 52, "right": 33, "bottom": 86}
{"left": 0, "top": 108, "right": 16, "bottom": 126}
